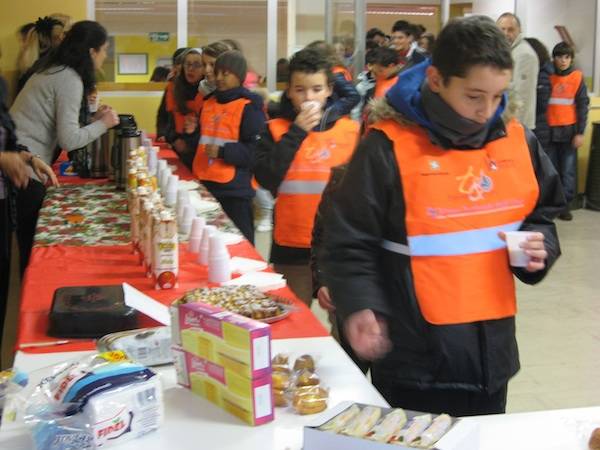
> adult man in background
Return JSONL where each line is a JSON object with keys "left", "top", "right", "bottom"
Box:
{"left": 497, "top": 12, "right": 539, "bottom": 130}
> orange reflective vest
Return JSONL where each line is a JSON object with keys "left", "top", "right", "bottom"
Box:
{"left": 192, "top": 96, "right": 250, "bottom": 184}
{"left": 165, "top": 82, "right": 204, "bottom": 134}
{"left": 374, "top": 75, "right": 399, "bottom": 99}
{"left": 371, "top": 119, "right": 539, "bottom": 325}
{"left": 270, "top": 117, "right": 359, "bottom": 248}
{"left": 547, "top": 70, "right": 582, "bottom": 127}
{"left": 333, "top": 65, "right": 353, "bottom": 82}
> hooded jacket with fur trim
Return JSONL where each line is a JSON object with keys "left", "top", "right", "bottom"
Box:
{"left": 318, "top": 62, "right": 566, "bottom": 394}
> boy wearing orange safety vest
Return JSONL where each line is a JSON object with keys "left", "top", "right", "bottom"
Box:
{"left": 319, "top": 16, "right": 565, "bottom": 417}
{"left": 192, "top": 50, "right": 266, "bottom": 243}
{"left": 361, "top": 46, "right": 401, "bottom": 128}
{"left": 254, "top": 48, "right": 360, "bottom": 305}
{"left": 546, "top": 42, "right": 589, "bottom": 221}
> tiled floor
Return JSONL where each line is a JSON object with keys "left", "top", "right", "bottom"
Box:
{"left": 2, "top": 209, "right": 599, "bottom": 414}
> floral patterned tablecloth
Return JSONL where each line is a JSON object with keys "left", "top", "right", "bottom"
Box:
{"left": 34, "top": 184, "right": 241, "bottom": 247}
{"left": 35, "top": 185, "right": 131, "bottom": 247}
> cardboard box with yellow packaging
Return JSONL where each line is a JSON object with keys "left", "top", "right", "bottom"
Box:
{"left": 178, "top": 302, "right": 271, "bottom": 379}
{"left": 172, "top": 346, "right": 274, "bottom": 426}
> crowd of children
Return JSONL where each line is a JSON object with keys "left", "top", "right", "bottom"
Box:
{"left": 152, "top": 14, "right": 590, "bottom": 416}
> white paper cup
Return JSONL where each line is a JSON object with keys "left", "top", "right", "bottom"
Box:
{"left": 190, "top": 217, "right": 206, "bottom": 238}
{"left": 208, "top": 233, "right": 231, "bottom": 283}
{"left": 198, "top": 225, "right": 217, "bottom": 265}
{"left": 301, "top": 100, "right": 321, "bottom": 113}
{"left": 504, "top": 231, "right": 536, "bottom": 267}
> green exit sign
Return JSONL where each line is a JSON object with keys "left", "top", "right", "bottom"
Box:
{"left": 149, "top": 32, "right": 170, "bottom": 42}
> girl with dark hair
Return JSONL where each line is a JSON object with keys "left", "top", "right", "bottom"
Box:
{"left": 165, "top": 48, "right": 204, "bottom": 169}
{"left": 9, "top": 20, "right": 118, "bottom": 273}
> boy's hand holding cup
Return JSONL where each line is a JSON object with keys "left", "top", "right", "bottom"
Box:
{"left": 295, "top": 100, "right": 322, "bottom": 132}
{"left": 499, "top": 231, "right": 547, "bottom": 272}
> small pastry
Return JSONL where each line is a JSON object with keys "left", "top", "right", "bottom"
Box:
{"left": 295, "top": 369, "right": 320, "bottom": 387}
{"left": 319, "top": 404, "right": 361, "bottom": 432}
{"left": 273, "top": 389, "right": 288, "bottom": 407}
{"left": 293, "top": 354, "right": 315, "bottom": 372}
{"left": 340, "top": 405, "right": 382, "bottom": 437}
{"left": 292, "top": 386, "right": 328, "bottom": 415}
{"left": 272, "top": 353, "right": 289, "bottom": 366}
{"left": 272, "top": 369, "right": 291, "bottom": 390}
{"left": 590, "top": 428, "right": 600, "bottom": 450}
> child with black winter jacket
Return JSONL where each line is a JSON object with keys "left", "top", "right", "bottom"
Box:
{"left": 254, "top": 48, "right": 360, "bottom": 305}
{"left": 192, "top": 51, "right": 266, "bottom": 243}
{"left": 546, "top": 42, "right": 589, "bottom": 220}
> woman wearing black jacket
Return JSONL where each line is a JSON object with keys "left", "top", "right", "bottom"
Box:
{"left": 0, "top": 76, "right": 57, "bottom": 348}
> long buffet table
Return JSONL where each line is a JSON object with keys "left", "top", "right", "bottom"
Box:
{"left": 16, "top": 148, "right": 327, "bottom": 354}
{"left": 2, "top": 147, "right": 599, "bottom": 450}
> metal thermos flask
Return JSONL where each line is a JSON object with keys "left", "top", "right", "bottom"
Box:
{"left": 88, "top": 135, "right": 110, "bottom": 178}
{"left": 112, "top": 114, "right": 141, "bottom": 190}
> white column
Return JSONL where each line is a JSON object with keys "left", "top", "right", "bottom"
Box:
{"left": 595, "top": 0, "right": 600, "bottom": 93}
{"left": 325, "top": 0, "right": 334, "bottom": 44}
{"left": 353, "top": 0, "right": 366, "bottom": 79}
{"left": 87, "top": 0, "right": 95, "bottom": 20}
{"left": 471, "top": 0, "right": 515, "bottom": 19}
{"left": 267, "top": 0, "right": 278, "bottom": 93}
{"left": 177, "top": 0, "right": 188, "bottom": 49}
{"left": 440, "top": 0, "right": 450, "bottom": 25}
{"left": 287, "top": 0, "right": 297, "bottom": 57}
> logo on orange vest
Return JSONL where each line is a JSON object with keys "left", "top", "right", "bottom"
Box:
{"left": 456, "top": 165, "right": 494, "bottom": 201}
{"left": 305, "top": 141, "right": 334, "bottom": 162}
{"left": 429, "top": 160, "right": 440, "bottom": 170}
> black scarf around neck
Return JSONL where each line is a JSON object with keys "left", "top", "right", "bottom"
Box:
{"left": 420, "top": 83, "right": 491, "bottom": 149}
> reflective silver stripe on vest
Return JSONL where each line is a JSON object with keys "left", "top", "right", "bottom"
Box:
{"left": 278, "top": 180, "right": 328, "bottom": 194}
{"left": 199, "top": 136, "right": 238, "bottom": 146}
{"left": 548, "top": 97, "right": 574, "bottom": 105}
{"left": 381, "top": 239, "right": 411, "bottom": 255}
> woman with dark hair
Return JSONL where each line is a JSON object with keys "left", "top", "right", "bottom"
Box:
{"left": 525, "top": 37, "right": 553, "bottom": 149}
{"left": 150, "top": 66, "right": 170, "bottom": 82}
{"left": 165, "top": 48, "right": 204, "bottom": 169}
{"left": 10, "top": 20, "right": 118, "bottom": 273}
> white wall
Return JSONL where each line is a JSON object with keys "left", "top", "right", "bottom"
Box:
{"left": 471, "top": 0, "right": 515, "bottom": 18}
{"left": 473, "top": 0, "right": 596, "bottom": 79}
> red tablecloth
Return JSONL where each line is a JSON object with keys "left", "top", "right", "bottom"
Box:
{"left": 18, "top": 147, "right": 328, "bottom": 353}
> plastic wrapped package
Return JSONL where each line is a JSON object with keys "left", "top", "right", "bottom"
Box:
{"left": 24, "top": 351, "right": 163, "bottom": 450}
{"left": 0, "top": 368, "right": 28, "bottom": 421}
{"left": 96, "top": 326, "right": 173, "bottom": 367}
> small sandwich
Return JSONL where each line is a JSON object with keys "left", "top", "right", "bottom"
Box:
{"left": 319, "top": 404, "right": 361, "bottom": 432}
{"left": 340, "top": 406, "right": 382, "bottom": 437}
{"left": 391, "top": 414, "right": 432, "bottom": 445}
{"left": 365, "top": 408, "right": 407, "bottom": 442}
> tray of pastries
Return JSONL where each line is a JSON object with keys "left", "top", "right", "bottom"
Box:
{"left": 179, "top": 285, "right": 294, "bottom": 323}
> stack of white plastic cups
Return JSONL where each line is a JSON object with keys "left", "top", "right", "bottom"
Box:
{"left": 180, "top": 205, "right": 196, "bottom": 238}
{"left": 199, "top": 225, "right": 217, "bottom": 265}
{"left": 165, "top": 175, "right": 179, "bottom": 207}
{"left": 177, "top": 189, "right": 191, "bottom": 224}
{"left": 157, "top": 160, "right": 168, "bottom": 185}
{"left": 147, "top": 146, "right": 158, "bottom": 176}
{"left": 188, "top": 217, "right": 206, "bottom": 253}
{"left": 208, "top": 232, "right": 231, "bottom": 284}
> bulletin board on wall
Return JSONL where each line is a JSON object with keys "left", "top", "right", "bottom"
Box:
{"left": 117, "top": 53, "right": 149, "bottom": 75}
